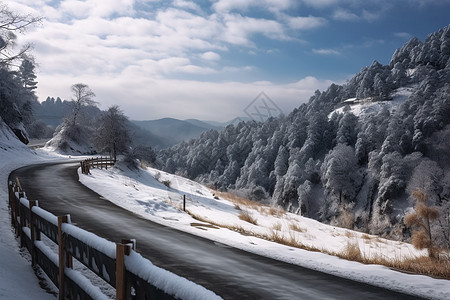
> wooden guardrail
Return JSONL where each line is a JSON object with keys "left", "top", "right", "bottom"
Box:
{"left": 80, "top": 157, "right": 116, "bottom": 175}
{"left": 8, "top": 178, "right": 218, "bottom": 300}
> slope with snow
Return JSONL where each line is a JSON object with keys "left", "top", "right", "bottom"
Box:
{"left": 1, "top": 125, "right": 221, "bottom": 299}
{"left": 79, "top": 164, "right": 450, "bottom": 300}
{"left": 0, "top": 121, "right": 62, "bottom": 300}
{"left": 329, "top": 87, "right": 415, "bottom": 119}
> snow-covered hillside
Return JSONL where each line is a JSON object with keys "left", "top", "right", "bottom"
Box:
{"left": 329, "top": 87, "right": 415, "bottom": 119}
{"left": 0, "top": 122, "right": 69, "bottom": 300}
{"left": 79, "top": 165, "right": 450, "bottom": 299}
{"left": 155, "top": 25, "right": 450, "bottom": 244}
{"left": 44, "top": 123, "right": 97, "bottom": 155}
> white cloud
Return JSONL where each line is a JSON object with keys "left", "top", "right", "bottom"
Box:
{"left": 213, "top": 0, "right": 292, "bottom": 14}
{"left": 361, "top": 9, "right": 381, "bottom": 22}
{"left": 394, "top": 32, "right": 413, "bottom": 40}
{"left": 333, "top": 7, "right": 382, "bottom": 22}
{"left": 333, "top": 8, "right": 359, "bottom": 21}
{"left": 288, "top": 15, "right": 327, "bottom": 30}
{"left": 221, "top": 14, "right": 287, "bottom": 46}
{"left": 57, "top": 0, "right": 136, "bottom": 19}
{"left": 201, "top": 51, "right": 221, "bottom": 61}
{"left": 312, "top": 48, "right": 340, "bottom": 55}
{"left": 301, "top": 0, "right": 338, "bottom": 8}
{"left": 172, "top": 0, "right": 202, "bottom": 13}
{"left": 12, "top": 0, "right": 337, "bottom": 121}
{"left": 35, "top": 72, "right": 333, "bottom": 121}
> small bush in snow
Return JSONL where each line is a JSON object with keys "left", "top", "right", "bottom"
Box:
{"left": 405, "top": 190, "right": 440, "bottom": 258}
{"left": 238, "top": 211, "right": 257, "bottom": 225}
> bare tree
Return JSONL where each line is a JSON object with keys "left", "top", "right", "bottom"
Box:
{"left": 405, "top": 190, "right": 440, "bottom": 258}
{"left": 70, "top": 83, "right": 97, "bottom": 125}
{"left": 0, "top": 3, "right": 42, "bottom": 66}
{"left": 95, "top": 105, "right": 130, "bottom": 161}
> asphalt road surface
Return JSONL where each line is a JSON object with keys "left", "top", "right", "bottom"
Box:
{"left": 10, "top": 162, "right": 423, "bottom": 300}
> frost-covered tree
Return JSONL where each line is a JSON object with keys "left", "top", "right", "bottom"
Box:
{"left": 297, "top": 180, "right": 313, "bottom": 215}
{"left": 274, "top": 145, "right": 289, "bottom": 176}
{"left": 70, "top": 83, "right": 97, "bottom": 126}
{"left": 124, "top": 145, "right": 156, "bottom": 169}
{"left": 321, "top": 143, "right": 362, "bottom": 205}
{"left": 0, "top": 4, "right": 41, "bottom": 143}
{"left": 95, "top": 105, "right": 131, "bottom": 161}
{"left": 19, "top": 56, "right": 37, "bottom": 91}
{"left": 336, "top": 112, "right": 358, "bottom": 146}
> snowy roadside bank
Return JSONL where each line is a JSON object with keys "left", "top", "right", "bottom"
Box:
{"left": 1, "top": 139, "right": 221, "bottom": 300}
{"left": 0, "top": 144, "right": 78, "bottom": 299}
{"left": 79, "top": 165, "right": 450, "bottom": 300}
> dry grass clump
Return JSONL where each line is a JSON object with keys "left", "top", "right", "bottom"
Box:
{"left": 289, "top": 223, "right": 307, "bottom": 233}
{"left": 267, "top": 206, "right": 285, "bottom": 217}
{"left": 239, "top": 210, "right": 258, "bottom": 225}
{"left": 261, "top": 230, "right": 322, "bottom": 253}
{"left": 187, "top": 192, "right": 450, "bottom": 280}
{"left": 362, "top": 234, "right": 371, "bottom": 240}
{"left": 335, "top": 240, "right": 450, "bottom": 280}
{"left": 266, "top": 230, "right": 302, "bottom": 248}
{"left": 339, "top": 241, "right": 362, "bottom": 261}
{"left": 344, "top": 231, "right": 355, "bottom": 239}
{"left": 214, "top": 190, "right": 286, "bottom": 217}
{"left": 215, "top": 190, "right": 259, "bottom": 208}
{"left": 272, "top": 222, "right": 282, "bottom": 231}
{"left": 391, "top": 256, "right": 450, "bottom": 279}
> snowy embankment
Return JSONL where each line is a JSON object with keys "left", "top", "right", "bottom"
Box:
{"left": 0, "top": 122, "right": 71, "bottom": 299}
{"left": 79, "top": 164, "right": 450, "bottom": 300}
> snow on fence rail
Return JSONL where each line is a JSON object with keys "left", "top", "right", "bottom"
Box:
{"left": 8, "top": 178, "right": 221, "bottom": 300}
{"left": 80, "top": 157, "right": 116, "bottom": 175}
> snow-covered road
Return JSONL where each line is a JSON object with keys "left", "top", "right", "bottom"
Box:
{"left": 10, "top": 162, "right": 424, "bottom": 300}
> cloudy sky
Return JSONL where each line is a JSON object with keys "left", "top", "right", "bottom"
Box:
{"left": 9, "top": 0, "right": 450, "bottom": 122}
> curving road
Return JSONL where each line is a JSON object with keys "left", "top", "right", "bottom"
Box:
{"left": 10, "top": 162, "right": 422, "bottom": 300}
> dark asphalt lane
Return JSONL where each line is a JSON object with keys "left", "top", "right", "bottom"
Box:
{"left": 10, "top": 162, "right": 424, "bottom": 300}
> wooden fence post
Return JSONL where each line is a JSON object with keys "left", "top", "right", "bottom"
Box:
{"left": 18, "top": 193, "right": 24, "bottom": 247}
{"left": 29, "top": 200, "right": 38, "bottom": 266}
{"left": 121, "top": 239, "right": 136, "bottom": 250}
{"left": 183, "top": 195, "right": 186, "bottom": 212}
{"left": 58, "top": 215, "right": 72, "bottom": 300}
{"left": 13, "top": 186, "right": 19, "bottom": 236}
{"left": 15, "top": 177, "right": 22, "bottom": 192}
{"left": 8, "top": 181, "right": 15, "bottom": 229}
{"left": 116, "top": 243, "right": 131, "bottom": 300}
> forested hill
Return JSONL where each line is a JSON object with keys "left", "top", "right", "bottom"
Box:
{"left": 157, "top": 25, "right": 450, "bottom": 244}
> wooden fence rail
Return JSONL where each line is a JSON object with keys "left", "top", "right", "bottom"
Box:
{"left": 81, "top": 156, "right": 116, "bottom": 175}
{"left": 7, "top": 179, "right": 184, "bottom": 300}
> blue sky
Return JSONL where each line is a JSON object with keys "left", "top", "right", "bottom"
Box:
{"left": 11, "top": 0, "right": 450, "bottom": 122}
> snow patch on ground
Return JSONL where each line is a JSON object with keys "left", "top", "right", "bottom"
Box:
{"left": 329, "top": 87, "right": 415, "bottom": 119}
{"left": 79, "top": 165, "right": 450, "bottom": 300}
{"left": 44, "top": 125, "right": 95, "bottom": 155}
{"left": 0, "top": 126, "right": 72, "bottom": 299}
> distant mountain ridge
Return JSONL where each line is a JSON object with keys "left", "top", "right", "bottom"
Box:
{"left": 132, "top": 118, "right": 223, "bottom": 149}
{"left": 31, "top": 98, "right": 226, "bottom": 149}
